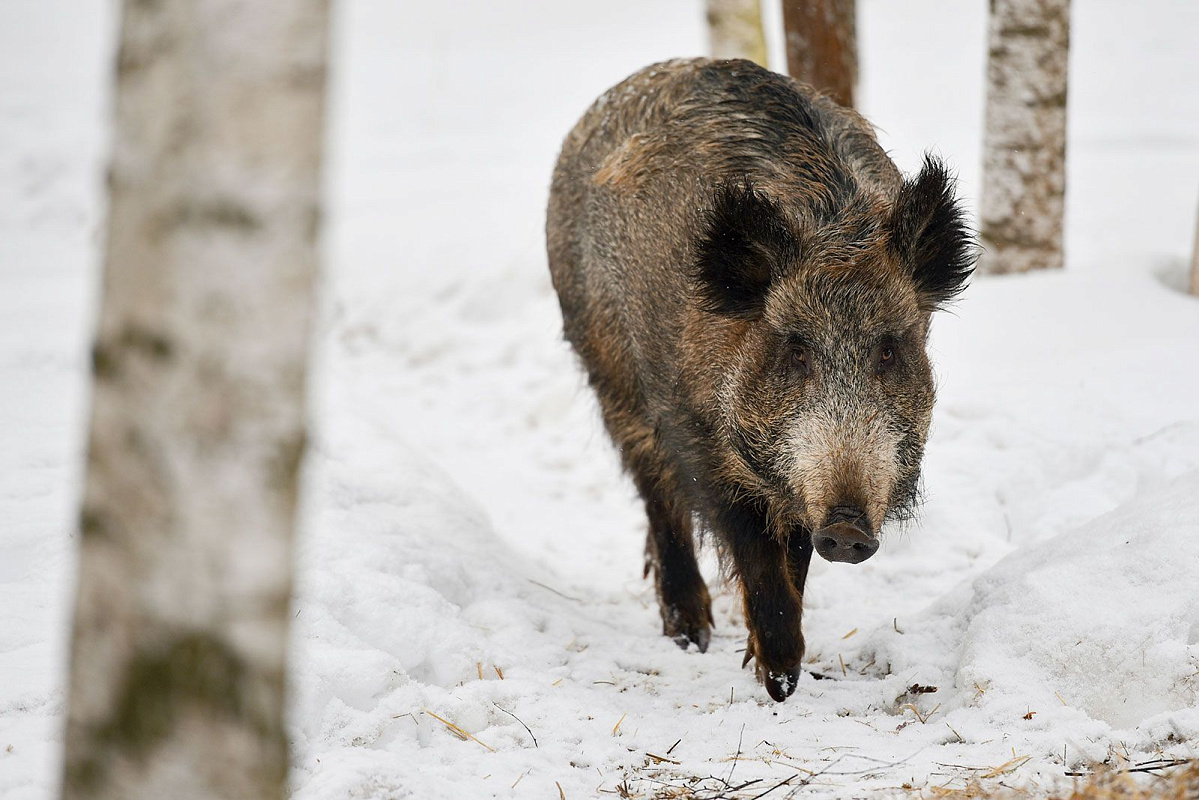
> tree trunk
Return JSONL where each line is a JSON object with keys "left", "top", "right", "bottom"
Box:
{"left": 781, "top": 0, "right": 857, "bottom": 108}
{"left": 1191, "top": 202, "right": 1199, "bottom": 296}
{"left": 706, "top": 0, "right": 768, "bottom": 67}
{"left": 61, "top": 2, "right": 329, "bottom": 799}
{"left": 978, "top": 0, "right": 1072, "bottom": 274}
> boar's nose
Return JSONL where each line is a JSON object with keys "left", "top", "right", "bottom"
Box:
{"left": 814, "top": 506, "right": 879, "bottom": 564}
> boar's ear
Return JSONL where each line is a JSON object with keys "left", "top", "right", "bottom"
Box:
{"left": 695, "top": 182, "right": 796, "bottom": 318}
{"left": 889, "top": 155, "right": 977, "bottom": 312}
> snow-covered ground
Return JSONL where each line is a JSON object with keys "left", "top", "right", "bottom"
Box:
{"left": 2, "top": 1, "right": 1198, "bottom": 798}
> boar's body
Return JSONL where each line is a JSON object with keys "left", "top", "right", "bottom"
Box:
{"left": 547, "top": 59, "right": 973, "bottom": 702}
{"left": 550, "top": 58, "right": 898, "bottom": 408}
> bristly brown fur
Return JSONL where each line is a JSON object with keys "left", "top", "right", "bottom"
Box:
{"left": 889, "top": 154, "right": 977, "bottom": 312}
{"left": 547, "top": 58, "right": 977, "bottom": 702}
{"left": 695, "top": 181, "right": 798, "bottom": 318}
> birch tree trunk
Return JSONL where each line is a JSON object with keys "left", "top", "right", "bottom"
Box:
{"left": 61, "top": 2, "right": 329, "bottom": 799}
{"left": 706, "top": 0, "right": 768, "bottom": 67}
{"left": 1190, "top": 202, "right": 1199, "bottom": 295}
{"left": 781, "top": 0, "right": 857, "bottom": 108}
{"left": 978, "top": 0, "right": 1072, "bottom": 274}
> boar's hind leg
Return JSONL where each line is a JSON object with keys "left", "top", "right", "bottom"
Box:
{"left": 719, "top": 500, "right": 805, "bottom": 702}
{"left": 635, "top": 470, "right": 713, "bottom": 653}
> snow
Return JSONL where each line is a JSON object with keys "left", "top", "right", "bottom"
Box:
{"left": 2, "top": 0, "right": 1199, "bottom": 798}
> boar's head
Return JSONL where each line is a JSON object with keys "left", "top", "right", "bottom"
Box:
{"left": 694, "top": 155, "right": 975, "bottom": 563}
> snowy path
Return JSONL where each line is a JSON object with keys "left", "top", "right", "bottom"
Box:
{"left": 288, "top": 224, "right": 1199, "bottom": 797}
{"left": 3, "top": 1, "right": 1199, "bottom": 798}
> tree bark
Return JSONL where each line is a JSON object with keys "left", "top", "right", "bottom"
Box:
{"left": 1191, "top": 202, "right": 1199, "bottom": 296}
{"left": 978, "top": 0, "right": 1072, "bottom": 274}
{"left": 706, "top": 0, "right": 768, "bottom": 67}
{"left": 781, "top": 0, "right": 857, "bottom": 108}
{"left": 61, "top": 2, "right": 329, "bottom": 799}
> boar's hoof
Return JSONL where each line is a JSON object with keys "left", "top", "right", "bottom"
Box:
{"left": 672, "top": 626, "right": 710, "bottom": 653}
{"left": 742, "top": 635, "right": 802, "bottom": 701}
{"left": 663, "top": 602, "right": 713, "bottom": 653}
{"left": 764, "top": 667, "right": 800, "bottom": 702}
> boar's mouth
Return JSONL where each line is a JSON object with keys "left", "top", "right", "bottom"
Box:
{"left": 813, "top": 505, "right": 879, "bottom": 564}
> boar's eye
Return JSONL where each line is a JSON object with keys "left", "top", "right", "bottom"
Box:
{"left": 790, "top": 347, "right": 810, "bottom": 377}
{"left": 876, "top": 341, "right": 898, "bottom": 374}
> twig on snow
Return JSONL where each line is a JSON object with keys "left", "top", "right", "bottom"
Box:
{"left": 725, "top": 724, "right": 746, "bottom": 787}
{"left": 492, "top": 703, "right": 537, "bottom": 747}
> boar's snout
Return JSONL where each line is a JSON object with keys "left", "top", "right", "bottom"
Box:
{"left": 814, "top": 506, "right": 879, "bottom": 564}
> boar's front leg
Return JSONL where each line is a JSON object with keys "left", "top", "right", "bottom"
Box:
{"left": 717, "top": 498, "right": 805, "bottom": 702}
{"left": 786, "top": 527, "right": 814, "bottom": 611}
{"left": 638, "top": 472, "right": 713, "bottom": 653}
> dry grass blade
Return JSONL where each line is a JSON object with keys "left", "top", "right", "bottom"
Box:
{"left": 927, "top": 779, "right": 988, "bottom": 798}
{"left": 1052, "top": 758, "right": 1198, "bottom": 799}
{"left": 615, "top": 752, "right": 859, "bottom": 800}
{"left": 647, "top": 753, "right": 681, "bottom": 765}
{"left": 422, "top": 709, "right": 496, "bottom": 752}
{"left": 528, "top": 578, "right": 582, "bottom": 602}
{"left": 900, "top": 702, "right": 940, "bottom": 724}
{"left": 981, "top": 754, "right": 1030, "bottom": 779}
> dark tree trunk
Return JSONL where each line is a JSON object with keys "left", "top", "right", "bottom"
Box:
{"left": 781, "top": 0, "right": 857, "bottom": 109}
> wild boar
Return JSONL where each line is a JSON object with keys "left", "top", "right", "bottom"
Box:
{"left": 546, "top": 58, "right": 975, "bottom": 701}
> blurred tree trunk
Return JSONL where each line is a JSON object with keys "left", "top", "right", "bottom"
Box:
{"left": 61, "top": 2, "right": 329, "bottom": 799}
{"left": 978, "top": 0, "right": 1072, "bottom": 274}
{"left": 706, "top": 0, "right": 768, "bottom": 66}
{"left": 781, "top": 0, "right": 856, "bottom": 108}
{"left": 1191, "top": 203, "right": 1199, "bottom": 295}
